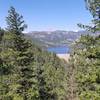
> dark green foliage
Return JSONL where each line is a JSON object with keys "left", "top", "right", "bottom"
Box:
{"left": 85, "top": 0, "right": 100, "bottom": 18}
{"left": 6, "top": 6, "right": 27, "bottom": 35}
{"left": 78, "top": 0, "right": 100, "bottom": 32}
{"left": 73, "top": 35, "right": 100, "bottom": 99}
{"left": 0, "top": 7, "right": 67, "bottom": 100}
{"left": 69, "top": 0, "right": 100, "bottom": 99}
{"left": 0, "top": 28, "right": 4, "bottom": 42}
{"left": 66, "top": 56, "right": 78, "bottom": 100}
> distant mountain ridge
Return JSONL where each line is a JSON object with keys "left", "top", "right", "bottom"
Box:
{"left": 26, "top": 30, "right": 100, "bottom": 48}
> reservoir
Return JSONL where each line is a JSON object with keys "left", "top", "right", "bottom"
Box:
{"left": 47, "top": 46, "right": 70, "bottom": 54}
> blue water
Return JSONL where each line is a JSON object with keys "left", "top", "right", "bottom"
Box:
{"left": 47, "top": 46, "right": 70, "bottom": 54}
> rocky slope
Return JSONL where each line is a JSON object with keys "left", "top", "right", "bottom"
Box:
{"left": 25, "top": 30, "right": 99, "bottom": 48}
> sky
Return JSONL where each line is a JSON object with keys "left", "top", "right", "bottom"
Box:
{"left": 0, "top": 0, "right": 92, "bottom": 32}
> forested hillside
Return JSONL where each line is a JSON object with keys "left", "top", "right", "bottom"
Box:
{"left": 0, "top": 0, "right": 100, "bottom": 100}
{"left": 0, "top": 7, "right": 67, "bottom": 100}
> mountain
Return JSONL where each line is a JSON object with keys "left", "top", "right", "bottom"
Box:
{"left": 25, "top": 30, "right": 100, "bottom": 48}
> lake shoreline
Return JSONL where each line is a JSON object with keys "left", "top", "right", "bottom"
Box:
{"left": 57, "top": 53, "right": 70, "bottom": 62}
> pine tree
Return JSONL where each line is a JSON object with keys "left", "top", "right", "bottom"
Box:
{"left": 0, "top": 6, "right": 68, "bottom": 100}
{"left": 1, "top": 6, "right": 34, "bottom": 99}
{"left": 6, "top": 6, "right": 27, "bottom": 35}
{"left": 72, "top": 0, "right": 100, "bottom": 99}
{"left": 0, "top": 30, "right": 17, "bottom": 99}
{"left": 73, "top": 35, "right": 100, "bottom": 99}
{"left": 78, "top": 0, "right": 100, "bottom": 32}
{"left": 66, "top": 55, "right": 78, "bottom": 100}
{"left": 32, "top": 51, "right": 67, "bottom": 100}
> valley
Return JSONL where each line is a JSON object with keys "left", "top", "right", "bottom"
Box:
{"left": 26, "top": 30, "right": 99, "bottom": 48}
